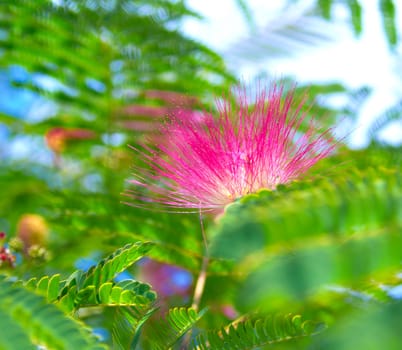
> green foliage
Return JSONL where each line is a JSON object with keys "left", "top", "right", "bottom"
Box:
{"left": 79, "top": 242, "right": 153, "bottom": 289}
{"left": 112, "top": 306, "right": 158, "bottom": 350}
{"left": 25, "top": 273, "right": 61, "bottom": 303}
{"left": 379, "top": 0, "right": 398, "bottom": 47}
{"left": 0, "top": 308, "right": 36, "bottom": 350}
{"left": 24, "top": 242, "right": 156, "bottom": 312}
{"left": 0, "top": 277, "right": 106, "bottom": 350}
{"left": 0, "top": 0, "right": 234, "bottom": 274}
{"left": 0, "top": 243, "right": 159, "bottom": 349}
{"left": 313, "top": 300, "right": 402, "bottom": 349}
{"left": 211, "top": 163, "right": 401, "bottom": 261}
{"left": 209, "top": 148, "right": 401, "bottom": 313}
{"left": 193, "top": 314, "right": 323, "bottom": 350}
{"left": 45, "top": 191, "right": 204, "bottom": 272}
{"left": 240, "top": 226, "right": 401, "bottom": 310}
{"left": 315, "top": 0, "right": 399, "bottom": 48}
{"left": 318, "top": 0, "right": 333, "bottom": 19}
{"left": 0, "top": 1, "right": 234, "bottom": 288}
{"left": 0, "top": 0, "right": 234, "bottom": 139}
{"left": 141, "top": 307, "right": 206, "bottom": 350}
{"left": 346, "top": 0, "right": 363, "bottom": 35}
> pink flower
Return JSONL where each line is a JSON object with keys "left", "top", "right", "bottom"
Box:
{"left": 125, "top": 83, "right": 336, "bottom": 212}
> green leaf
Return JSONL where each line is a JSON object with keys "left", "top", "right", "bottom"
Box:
{"left": 238, "top": 226, "right": 402, "bottom": 310}
{"left": 313, "top": 300, "right": 402, "bottom": 349}
{"left": 75, "top": 285, "right": 98, "bottom": 307}
{"left": 112, "top": 307, "right": 158, "bottom": 350}
{"left": 193, "top": 313, "right": 322, "bottom": 349}
{"left": 60, "top": 243, "right": 155, "bottom": 311}
{"left": 81, "top": 242, "right": 154, "bottom": 289}
{"left": 141, "top": 307, "right": 206, "bottom": 350}
{"left": 211, "top": 164, "right": 401, "bottom": 261}
{"left": 0, "top": 308, "right": 36, "bottom": 350}
{"left": 0, "top": 277, "right": 106, "bottom": 350}
{"left": 318, "top": 0, "right": 333, "bottom": 19}
{"left": 24, "top": 243, "right": 156, "bottom": 312}
{"left": 380, "top": 0, "right": 398, "bottom": 48}
{"left": 46, "top": 191, "right": 209, "bottom": 273}
{"left": 208, "top": 149, "right": 402, "bottom": 313}
{"left": 48, "top": 274, "right": 61, "bottom": 301}
{"left": 347, "top": 0, "right": 362, "bottom": 35}
{"left": 98, "top": 282, "right": 114, "bottom": 304}
{"left": 0, "top": 0, "right": 234, "bottom": 136}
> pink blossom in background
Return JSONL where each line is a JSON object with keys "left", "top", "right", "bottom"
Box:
{"left": 45, "top": 127, "right": 96, "bottom": 153}
{"left": 144, "top": 90, "right": 198, "bottom": 106}
{"left": 117, "top": 90, "right": 203, "bottom": 133}
{"left": 120, "top": 108, "right": 209, "bottom": 132}
{"left": 122, "top": 105, "right": 169, "bottom": 118}
{"left": 125, "top": 83, "right": 337, "bottom": 212}
{"left": 138, "top": 259, "right": 192, "bottom": 298}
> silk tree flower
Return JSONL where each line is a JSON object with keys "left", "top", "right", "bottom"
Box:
{"left": 125, "top": 83, "right": 336, "bottom": 212}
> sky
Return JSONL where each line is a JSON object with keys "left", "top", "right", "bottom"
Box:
{"left": 182, "top": 0, "right": 402, "bottom": 147}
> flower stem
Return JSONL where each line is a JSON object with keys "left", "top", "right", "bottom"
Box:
{"left": 191, "top": 209, "right": 209, "bottom": 311}
{"left": 191, "top": 254, "right": 209, "bottom": 311}
{"left": 181, "top": 210, "right": 209, "bottom": 349}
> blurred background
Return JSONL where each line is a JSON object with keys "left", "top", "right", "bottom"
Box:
{"left": 184, "top": 0, "right": 402, "bottom": 147}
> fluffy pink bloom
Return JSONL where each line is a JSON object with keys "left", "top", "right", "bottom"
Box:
{"left": 125, "top": 83, "right": 336, "bottom": 211}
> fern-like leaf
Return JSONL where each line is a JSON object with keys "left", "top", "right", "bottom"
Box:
{"left": 0, "top": 277, "right": 106, "bottom": 349}
{"left": 112, "top": 306, "right": 158, "bottom": 350}
{"left": 25, "top": 274, "right": 61, "bottom": 303}
{"left": 193, "top": 313, "right": 323, "bottom": 350}
{"left": 210, "top": 164, "right": 401, "bottom": 261}
{"left": 141, "top": 307, "right": 206, "bottom": 350}
{"left": 24, "top": 242, "right": 156, "bottom": 312}
{"left": 80, "top": 242, "right": 153, "bottom": 288}
{"left": 209, "top": 149, "right": 401, "bottom": 310}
